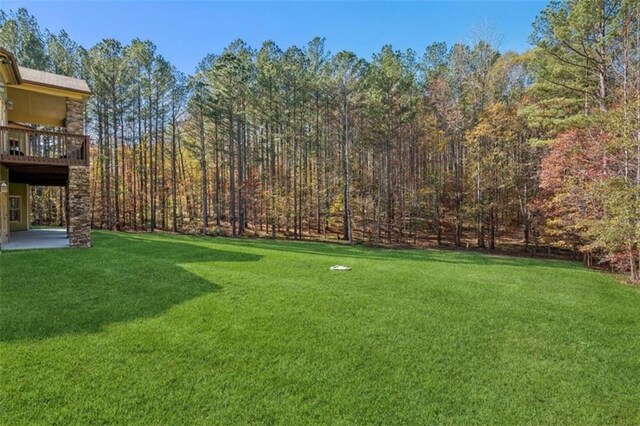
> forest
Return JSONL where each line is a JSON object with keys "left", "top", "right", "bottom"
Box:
{"left": 1, "top": 0, "right": 639, "bottom": 280}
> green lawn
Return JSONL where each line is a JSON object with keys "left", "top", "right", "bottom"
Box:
{"left": 1, "top": 231, "right": 639, "bottom": 424}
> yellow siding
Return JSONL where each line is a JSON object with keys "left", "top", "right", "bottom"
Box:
{"left": 0, "top": 166, "right": 7, "bottom": 243}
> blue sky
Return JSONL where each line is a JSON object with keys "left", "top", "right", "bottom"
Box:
{"left": 1, "top": 1, "right": 547, "bottom": 74}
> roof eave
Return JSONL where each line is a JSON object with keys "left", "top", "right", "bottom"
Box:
{"left": 0, "top": 48, "right": 22, "bottom": 84}
{"left": 21, "top": 78, "right": 92, "bottom": 97}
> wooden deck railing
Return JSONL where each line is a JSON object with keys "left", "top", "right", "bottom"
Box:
{"left": 0, "top": 126, "right": 89, "bottom": 166}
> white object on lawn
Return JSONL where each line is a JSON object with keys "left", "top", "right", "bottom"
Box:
{"left": 330, "top": 265, "right": 352, "bottom": 271}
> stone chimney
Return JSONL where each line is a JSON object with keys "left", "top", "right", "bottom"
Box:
{"left": 65, "top": 99, "right": 84, "bottom": 135}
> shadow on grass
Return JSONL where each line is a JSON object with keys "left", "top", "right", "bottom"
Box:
{"left": 0, "top": 232, "right": 261, "bottom": 343}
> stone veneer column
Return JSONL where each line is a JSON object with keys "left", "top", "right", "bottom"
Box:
{"left": 68, "top": 165, "right": 91, "bottom": 248}
{"left": 65, "top": 99, "right": 84, "bottom": 134}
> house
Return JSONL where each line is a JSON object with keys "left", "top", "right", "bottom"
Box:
{"left": 0, "top": 48, "right": 91, "bottom": 248}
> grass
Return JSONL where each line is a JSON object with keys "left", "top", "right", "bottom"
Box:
{"left": 1, "top": 231, "right": 639, "bottom": 424}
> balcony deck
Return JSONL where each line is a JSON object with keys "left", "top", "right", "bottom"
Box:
{"left": 0, "top": 126, "right": 89, "bottom": 167}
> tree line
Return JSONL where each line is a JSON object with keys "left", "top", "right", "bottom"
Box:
{"left": 1, "top": 1, "right": 639, "bottom": 280}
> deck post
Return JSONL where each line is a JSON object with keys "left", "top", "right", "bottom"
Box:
{"left": 67, "top": 165, "right": 90, "bottom": 248}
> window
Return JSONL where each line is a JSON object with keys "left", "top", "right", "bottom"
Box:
{"left": 9, "top": 139, "right": 22, "bottom": 155}
{"left": 9, "top": 196, "right": 20, "bottom": 223}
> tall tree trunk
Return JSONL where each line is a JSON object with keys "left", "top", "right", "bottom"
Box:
{"left": 342, "top": 96, "right": 352, "bottom": 243}
{"left": 229, "top": 110, "right": 236, "bottom": 237}
{"left": 199, "top": 108, "right": 208, "bottom": 235}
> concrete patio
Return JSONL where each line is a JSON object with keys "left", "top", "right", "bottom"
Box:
{"left": 1, "top": 228, "right": 69, "bottom": 251}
